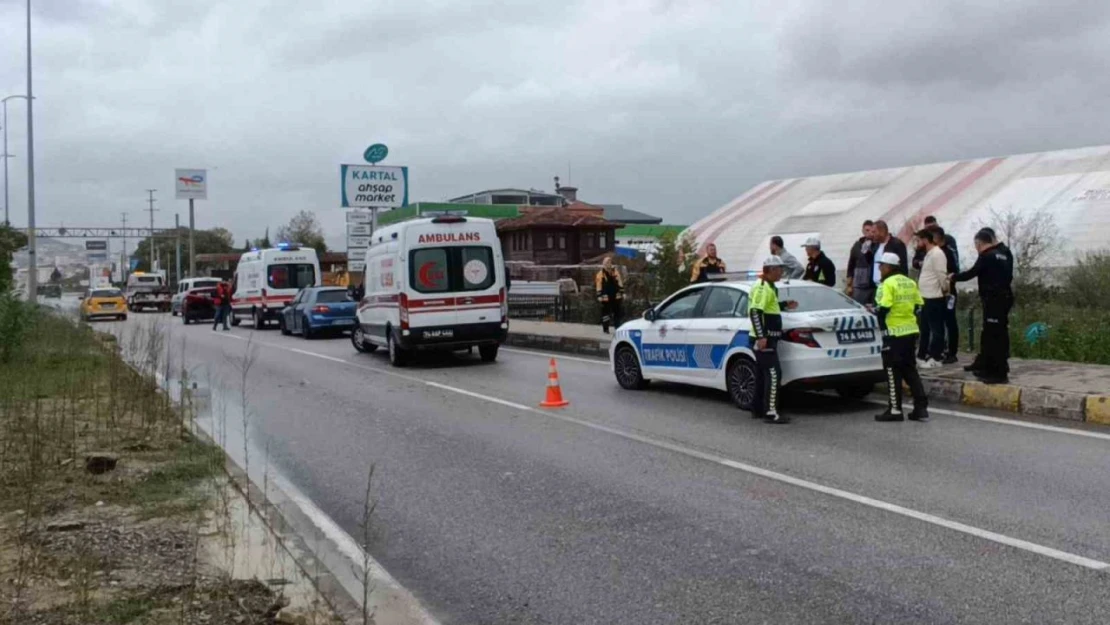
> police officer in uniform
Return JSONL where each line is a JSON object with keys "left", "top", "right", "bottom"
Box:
{"left": 691, "top": 243, "right": 727, "bottom": 283}
{"left": 595, "top": 256, "right": 624, "bottom": 334}
{"left": 874, "top": 252, "right": 929, "bottom": 422}
{"left": 953, "top": 228, "right": 1014, "bottom": 384}
{"left": 748, "top": 256, "right": 798, "bottom": 424}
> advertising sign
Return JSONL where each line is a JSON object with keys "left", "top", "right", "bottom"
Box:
{"left": 346, "top": 210, "right": 372, "bottom": 224}
{"left": 347, "top": 223, "right": 372, "bottom": 236}
{"left": 348, "top": 260, "right": 367, "bottom": 272}
{"left": 86, "top": 252, "right": 108, "bottom": 262}
{"left": 85, "top": 240, "right": 108, "bottom": 251}
{"left": 340, "top": 165, "right": 408, "bottom": 208}
{"left": 347, "top": 235, "right": 370, "bottom": 249}
{"left": 175, "top": 168, "right": 208, "bottom": 200}
{"left": 363, "top": 144, "right": 389, "bottom": 164}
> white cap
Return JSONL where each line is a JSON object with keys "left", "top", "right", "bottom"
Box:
{"left": 878, "top": 252, "right": 901, "bottom": 266}
{"left": 802, "top": 237, "right": 821, "bottom": 248}
{"left": 762, "top": 255, "right": 785, "bottom": 268}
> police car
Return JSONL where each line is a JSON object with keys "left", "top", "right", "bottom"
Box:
{"left": 609, "top": 276, "right": 884, "bottom": 411}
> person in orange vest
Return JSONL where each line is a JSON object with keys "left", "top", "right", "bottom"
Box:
{"left": 690, "top": 243, "right": 727, "bottom": 283}
{"left": 595, "top": 256, "right": 625, "bottom": 334}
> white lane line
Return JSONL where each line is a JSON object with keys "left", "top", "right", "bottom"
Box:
{"left": 502, "top": 344, "right": 1110, "bottom": 442}
{"left": 235, "top": 337, "right": 1110, "bottom": 572}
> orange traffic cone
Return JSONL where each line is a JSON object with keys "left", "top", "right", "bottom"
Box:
{"left": 540, "top": 358, "right": 570, "bottom": 408}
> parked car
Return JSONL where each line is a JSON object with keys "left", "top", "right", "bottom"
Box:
{"left": 279, "top": 286, "right": 357, "bottom": 339}
{"left": 609, "top": 279, "right": 885, "bottom": 411}
{"left": 171, "top": 277, "right": 222, "bottom": 316}
{"left": 80, "top": 288, "right": 127, "bottom": 322}
{"left": 181, "top": 287, "right": 218, "bottom": 324}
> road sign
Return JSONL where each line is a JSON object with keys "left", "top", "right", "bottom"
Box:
{"left": 347, "top": 235, "right": 370, "bottom": 249}
{"left": 85, "top": 240, "right": 108, "bottom": 251}
{"left": 341, "top": 165, "right": 408, "bottom": 209}
{"left": 348, "top": 260, "right": 366, "bottom": 272}
{"left": 86, "top": 252, "right": 108, "bottom": 262}
{"left": 175, "top": 168, "right": 207, "bottom": 200}
{"left": 363, "top": 144, "right": 389, "bottom": 164}
{"left": 346, "top": 210, "right": 372, "bottom": 224}
{"left": 348, "top": 223, "right": 372, "bottom": 236}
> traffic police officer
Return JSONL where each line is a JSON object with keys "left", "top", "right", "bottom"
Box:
{"left": 748, "top": 256, "right": 797, "bottom": 424}
{"left": 875, "top": 252, "right": 929, "bottom": 422}
{"left": 691, "top": 243, "right": 727, "bottom": 283}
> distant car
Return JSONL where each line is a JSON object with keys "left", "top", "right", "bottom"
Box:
{"left": 181, "top": 287, "right": 219, "bottom": 324}
{"left": 279, "top": 286, "right": 357, "bottom": 339}
{"left": 609, "top": 279, "right": 885, "bottom": 410}
{"left": 80, "top": 288, "right": 127, "bottom": 322}
{"left": 171, "top": 278, "right": 222, "bottom": 316}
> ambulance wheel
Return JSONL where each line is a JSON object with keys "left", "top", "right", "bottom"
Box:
{"left": 478, "top": 345, "right": 499, "bottom": 362}
{"left": 351, "top": 326, "right": 377, "bottom": 353}
{"left": 387, "top": 330, "right": 408, "bottom": 367}
{"left": 231, "top": 313, "right": 241, "bottom": 327}
{"left": 253, "top": 309, "right": 265, "bottom": 330}
{"left": 613, "top": 345, "right": 648, "bottom": 390}
{"left": 726, "top": 356, "right": 757, "bottom": 411}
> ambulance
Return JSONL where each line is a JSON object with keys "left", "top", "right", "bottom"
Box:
{"left": 230, "top": 244, "right": 321, "bottom": 329}
{"left": 352, "top": 215, "right": 508, "bottom": 366}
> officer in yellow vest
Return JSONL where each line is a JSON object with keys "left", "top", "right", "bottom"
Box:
{"left": 691, "top": 243, "right": 727, "bottom": 283}
{"left": 748, "top": 255, "right": 798, "bottom": 424}
{"left": 874, "top": 252, "right": 929, "bottom": 422}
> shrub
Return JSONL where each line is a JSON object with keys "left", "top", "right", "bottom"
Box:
{"left": 0, "top": 290, "right": 35, "bottom": 363}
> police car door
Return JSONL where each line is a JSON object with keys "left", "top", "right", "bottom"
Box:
{"left": 638, "top": 286, "right": 707, "bottom": 382}
{"left": 683, "top": 286, "right": 748, "bottom": 382}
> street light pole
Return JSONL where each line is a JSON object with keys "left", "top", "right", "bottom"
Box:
{"left": 24, "top": 0, "right": 38, "bottom": 303}
{"left": 145, "top": 188, "right": 158, "bottom": 270}
{"left": 2, "top": 95, "right": 32, "bottom": 227}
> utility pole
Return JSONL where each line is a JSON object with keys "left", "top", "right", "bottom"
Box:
{"left": 120, "top": 212, "right": 129, "bottom": 281}
{"left": 188, "top": 198, "right": 195, "bottom": 277}
{"left": 174, "top": 213, "right": 181, "bottom": 287}
{"left": 1, "top": 95, "right": 31, "bottom": 226}
{"left": 25, "top": 0, "right": 38, "bottom": 303}
{"left": 145, "top": 189, "right": 158, "bottom": 270}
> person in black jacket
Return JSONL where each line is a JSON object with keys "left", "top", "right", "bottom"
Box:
{"left": 846, "top": 220, "right": 876, "bottom": 304}
{"left": 801, "top": 237, "right": 836, "bottom": 287}
{"left": 953, "top": 228, "right": 1014, "bottom": 384}
{"left": 871, "top": 221, "right": 908, "bottom": 284}
{"left": 913, "top": 216, "right": 958, "bottom": 272}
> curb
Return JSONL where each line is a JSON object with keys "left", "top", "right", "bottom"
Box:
{"left": 507, "top": 329, "right": 1109, "bottom": 427}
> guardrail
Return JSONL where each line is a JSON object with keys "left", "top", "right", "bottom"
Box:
{"left": 508, "top": 281, "right": 567, "bottom": 321}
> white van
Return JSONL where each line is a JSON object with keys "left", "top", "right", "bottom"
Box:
{"left": 352, "top": 215, "right": 508, "bottom": 366}
{"left": 231, "top": 244, "right": 321, "bottom": 329}
{"left": 171, "top": 277, "right": 223, "bottom": 316}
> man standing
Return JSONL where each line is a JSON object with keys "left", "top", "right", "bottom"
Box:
{"left": 915, "top": 228, "right": 949, "bottom": 368}
{"left": 953, "top": 229, "right": 1014, "bottom": 384}
{"left": 748, "top": 256, "right": 798, "bottom": 425}
{"left": 801, "top": 237, "right": 836, "bottom": 287}
{"left": 691, "top": 243, "right": 727, "bottom": 283}
{"left": 912, "top": 216, "right": 957, "bottom": 274}
{"left": 595, "top": 256, "right": 624, "bottom": 334}
{"left": 933, "top": 227, "right": 960, "bottom": 363}
{"left": 770, "top": 236, "right": 805, "bottom": 280}
{"left": 871, "top": 220, "right": 908, "bottom": 284}
{"left": 846, "top": 220, "right": 876, "bottom": 304}
{"left": 212, "top": 281, "right": 231, "bottom": 331}
{"left": 875, "top": 253, "right": 929, "bottom": 422}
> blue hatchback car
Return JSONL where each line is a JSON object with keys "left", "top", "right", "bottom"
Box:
{"left": 279, "top": 286, "right": 358, "bottom": 339}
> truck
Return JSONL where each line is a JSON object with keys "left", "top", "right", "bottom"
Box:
{"left": 125, "top": 271, "right": 172, "bottom": 312}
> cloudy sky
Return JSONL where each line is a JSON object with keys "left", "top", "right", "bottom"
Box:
{"left": 2, "top": 0, "right": 1110, "bottom": 249}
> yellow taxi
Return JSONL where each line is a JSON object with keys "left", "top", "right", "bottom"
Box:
{"left": 80, "top": 288, "right": 128, "bottom": 322}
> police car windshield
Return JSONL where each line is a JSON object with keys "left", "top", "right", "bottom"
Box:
{"left": 779, "top": 285, "right": 862, "bottom": 312}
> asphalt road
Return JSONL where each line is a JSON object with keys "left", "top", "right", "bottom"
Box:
{"left": 101, "top": 311, "right": 1110, "bottom": 624}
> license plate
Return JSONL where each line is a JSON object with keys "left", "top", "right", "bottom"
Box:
{"left": 99, "top": 304, "right": 114, "bottom": 309}
{"left": 332, "top": 319, "right": 353, "bottom": 326}
{"left": 836, "top": 329, "right": 875, "bottom": 344}
{"left": 423, "top": 329, "right": 454, "bottom": 339}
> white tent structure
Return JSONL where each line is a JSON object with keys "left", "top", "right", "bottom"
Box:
{"left": 686, "top": 145, "right": 1110, "bottom": 276}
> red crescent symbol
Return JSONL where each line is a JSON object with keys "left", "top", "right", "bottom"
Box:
{"left": 418, "top": 262, "right": 440, "bottom": 288}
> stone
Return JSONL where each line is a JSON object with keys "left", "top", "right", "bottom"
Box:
{"left": 46, "top": 520, "right": 86, "bottom": 532}
{"left": 85, "top": 452, "right": 119, "bottom": 475}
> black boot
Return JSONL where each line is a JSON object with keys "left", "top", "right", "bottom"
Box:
{"left": 875, "top": 408, "right": 905, "bottom": 422}
{"left": 909, "top": 405, "right": 930, "bottom": 421}
{"left": 764, "top": 412, "right": 791, "bottom": 425}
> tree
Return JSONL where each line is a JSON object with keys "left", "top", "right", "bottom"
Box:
{"left": 647, "top": 230, "right": 698, "bottom": 299}
{"left": 979, "top": 206, "right": 1062, "bottom": 288}
{"left": 275, "top": 211, "right": 327, "bottom": 254}
{"left": 243, "top": 238, "right": 252, "bottom": 251}
{"left": 0, "top": 224, "right": 28, "bottom": 292}
{"left": 131, "top": 227, "right": 236, "bottom": 273}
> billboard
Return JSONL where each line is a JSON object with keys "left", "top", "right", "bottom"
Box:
{"left": 175, "top": 168, "right": 208, "bottom": 200}
{"left": 85, "top": 240, "right": 108, "bottom": 251}
{"left": 340, "top": 165, "right": 408, "bottom": 208}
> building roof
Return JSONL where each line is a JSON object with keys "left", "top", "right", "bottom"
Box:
{"left": 495, "top": 208, "right": 618, "bottom": 232}
{"left": 447, "top": 188, "right": 563, "bottom": 202}
{"left": 377, "top": 202, "right": 521, "bottom": 227}
{"left": 686, "top": 143, "right": 1110, "bottom": 271}
{"left": 598, "top": 204, "right": 664, "bottom": 224}
{"left": 615, "top": 224, "right": 688, "bottom": 237}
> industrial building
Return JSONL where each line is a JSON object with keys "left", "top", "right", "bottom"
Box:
{"left": 686, "top": 144, "right": 1110, "bottom": 275}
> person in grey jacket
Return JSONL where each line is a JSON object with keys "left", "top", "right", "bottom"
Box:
{"left": 770, "top": 236, "right": 805, "bottom": 280}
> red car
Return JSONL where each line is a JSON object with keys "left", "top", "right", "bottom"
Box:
{"left": 181, "top": 287, "right": 218, "bottom": 324}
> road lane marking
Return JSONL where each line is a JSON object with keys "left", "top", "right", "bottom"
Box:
{"left": 226, "top": 335, "right": 1110, "bottom": 572}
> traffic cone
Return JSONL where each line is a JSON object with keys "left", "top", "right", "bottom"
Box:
{"left": 540, "top": 358, "right": 570, "bottom": 408}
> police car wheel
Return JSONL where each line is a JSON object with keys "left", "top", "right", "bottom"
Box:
{"left": 614, "top": 346, "right": 648, "bottom": 390}
{"left": 726, "top": 357, "right": 757, "bottom": 411}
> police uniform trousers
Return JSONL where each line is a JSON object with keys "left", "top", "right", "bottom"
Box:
{"left": 752, "top": 338, "right": 782, "bottom": 417}
{"left": 978, "top": 294, "right": 1013, "bottom": 376}
{"left": 882, "top": 334, "right": 928, "bottom": 413}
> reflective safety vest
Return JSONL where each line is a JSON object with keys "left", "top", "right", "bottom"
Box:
{"left": 876, "top": 274, "right": 923, "bottom": 337}
{"left": 748, "top": 279, "right": 783, "bottom": 339}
